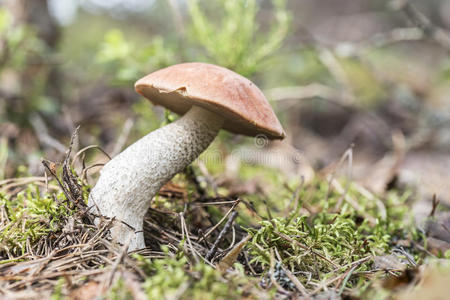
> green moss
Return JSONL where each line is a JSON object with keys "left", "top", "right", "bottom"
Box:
{"left": 0, "top": 184, "right": 71, "bottom": 257}
{"left": 245, "top": 178, "right": 418, "bottom": 290}
{"left": 135, "top": 249, "right": 258, "bottom": 300}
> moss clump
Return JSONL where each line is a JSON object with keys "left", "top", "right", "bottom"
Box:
{"left": 245, "top": 178, "right": 418, "bottom": 292}
{"left": 0, "top": 184, "right": 70, "bottom": 258}
{"left": 135, "top": 248, "right": 260, "bottom": 300}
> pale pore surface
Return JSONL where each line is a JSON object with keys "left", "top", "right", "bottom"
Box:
{"left": 88, "top": 106, "right": 224, "bottom": 250}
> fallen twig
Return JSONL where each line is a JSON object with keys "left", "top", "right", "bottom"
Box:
{"left": 205, "top": 211, "right": 238, "bottom": 261}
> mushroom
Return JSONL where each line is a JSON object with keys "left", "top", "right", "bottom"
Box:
{"left": 88, "top": 62, "right": 285, "bottom": 251}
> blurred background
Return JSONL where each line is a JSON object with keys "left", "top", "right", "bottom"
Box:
{"left": 0, "top": 0, "right": 449, "bottom": 205}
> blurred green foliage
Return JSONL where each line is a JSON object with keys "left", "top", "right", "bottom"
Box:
{"left": 188, "top": 0, "right": 290, "bottom": 77}
{"left": 0, "top": 8, "right": 58, "bottom": 126}
{"left": 0, "top": 137, "right": 7, "bottom": 180}
{"left": 96, "top": 0, "right": 291, "bottom": 84}
{"left": 338, "top": 57, "right": 386, "bottom": 107}
{"left": 0, "top": 9, "right": 43, "bottom": 70}
{"left": 97, "top": 29, "right": 175, "bottom": 84}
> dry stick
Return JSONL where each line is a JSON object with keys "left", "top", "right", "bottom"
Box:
{"left": 399, "top": 1, "right": 450, "bottom": 51}
{"left": 326, "top": 146, "right": 353, "bottom": 212}
{"left": 180, "top": 212, "right": 200, "bottom": 264}
{"left": 311, "top": 256, "right": 370, "bottom": 295}
{"left": 205, "top": 211, "right": 238, "bottom": 261}
{"left": 268, "top": 249, "right": 290, "bottom": 296}
{"left": 0, "top": 176, "right": 51, "bottom": 186}
{"left": 81, "top": 163, "right": 105, "bottom": 181}
{"left": 197, "top": 229, "right": 210, "bottom": 248}
{"left": 62, "top": 131, "right": 83, "bottom": 203}
{"left": 81, "top": 151, "right": 87, "bottom": 180}
{"left": 73, "top": 145, "right": 111, "bottom": 165}
{"left": 7, "top": 269, "right": 107, "bottom": 289}
{"left": 291, "top": 176, "right": 305, "bottom": 210}
{"left": 111, "top": 118, "right": 134, "bottom": 157}
{"left": 44, "top": 170, "right": 49, "bottom": 194}
{"left": 144, "top": 220, "right": 187, "bottom": 245}
{"left": 273, "top": 231, "right": 339, "bottom": 268}
{"left": 3, "top": 240, "right": 144, "bottom": 290}
{"left": 429, "top": 194, "right": 439, "bottom": 217}
{"left": 281, "top": 264, "right": 310, "bottom": 298}
{"left": 30, "top": 250, "right": 56, "bottom": 277}
{"left": 264, "top": 198, "right": 275, "bottom": 226}
{"left": 25, "top": 249, "right": 101, "bottom": 267}
{"left": 330, "top": 256, "right": 371, "bottom": 274}
{"left": 106, "top": 240, "right": 130, "bottom": 288}
{"left": 41, "top": 127, "right": 82, "bottom": 208}
{"left": 242, "top": 250, "right": 258, "bottom": 276}
{"left": 0, "top": 177, "right": 59, "bottom": 193}
{"left": 222, "top": 224, "right": 236, "bottom": 252}
{"left": 272, "top": 247, "right": 310, "bottom": 298}
{"left": 29, "top": 113, "right": 67, "bottom": 153}
{"left": 385, "top": 129, "right": 406, "bottom": 190}
{"left": 42, "top": 159, "right": 74, "bottom": 205}
{"left": 198, "top": 200, "right": 240, "bottom": 242}
{"left": 194, "top": 199, "right": 240, "bottom": 206}
{"left": 82, "top": 218, "right": 115, "bottom": 251}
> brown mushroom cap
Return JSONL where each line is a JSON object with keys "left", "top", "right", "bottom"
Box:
{"left": 135, "top": 62, "right": 285, "bottom": 139}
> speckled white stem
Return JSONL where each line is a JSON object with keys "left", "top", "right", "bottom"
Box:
{"left": 88, "top": 106, "right": 224, "bottom": 251}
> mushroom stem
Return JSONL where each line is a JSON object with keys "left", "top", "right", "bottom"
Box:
{"left": 88, "top": 105, "right": 224, "bottom": 251}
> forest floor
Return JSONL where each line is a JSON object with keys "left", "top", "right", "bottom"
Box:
{"left": 1, "top": 130, "right": 449, "bottom": 300}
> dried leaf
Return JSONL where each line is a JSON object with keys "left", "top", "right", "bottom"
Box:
{"left": 217, "top": 235, "right": 251, "bottom": 273}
